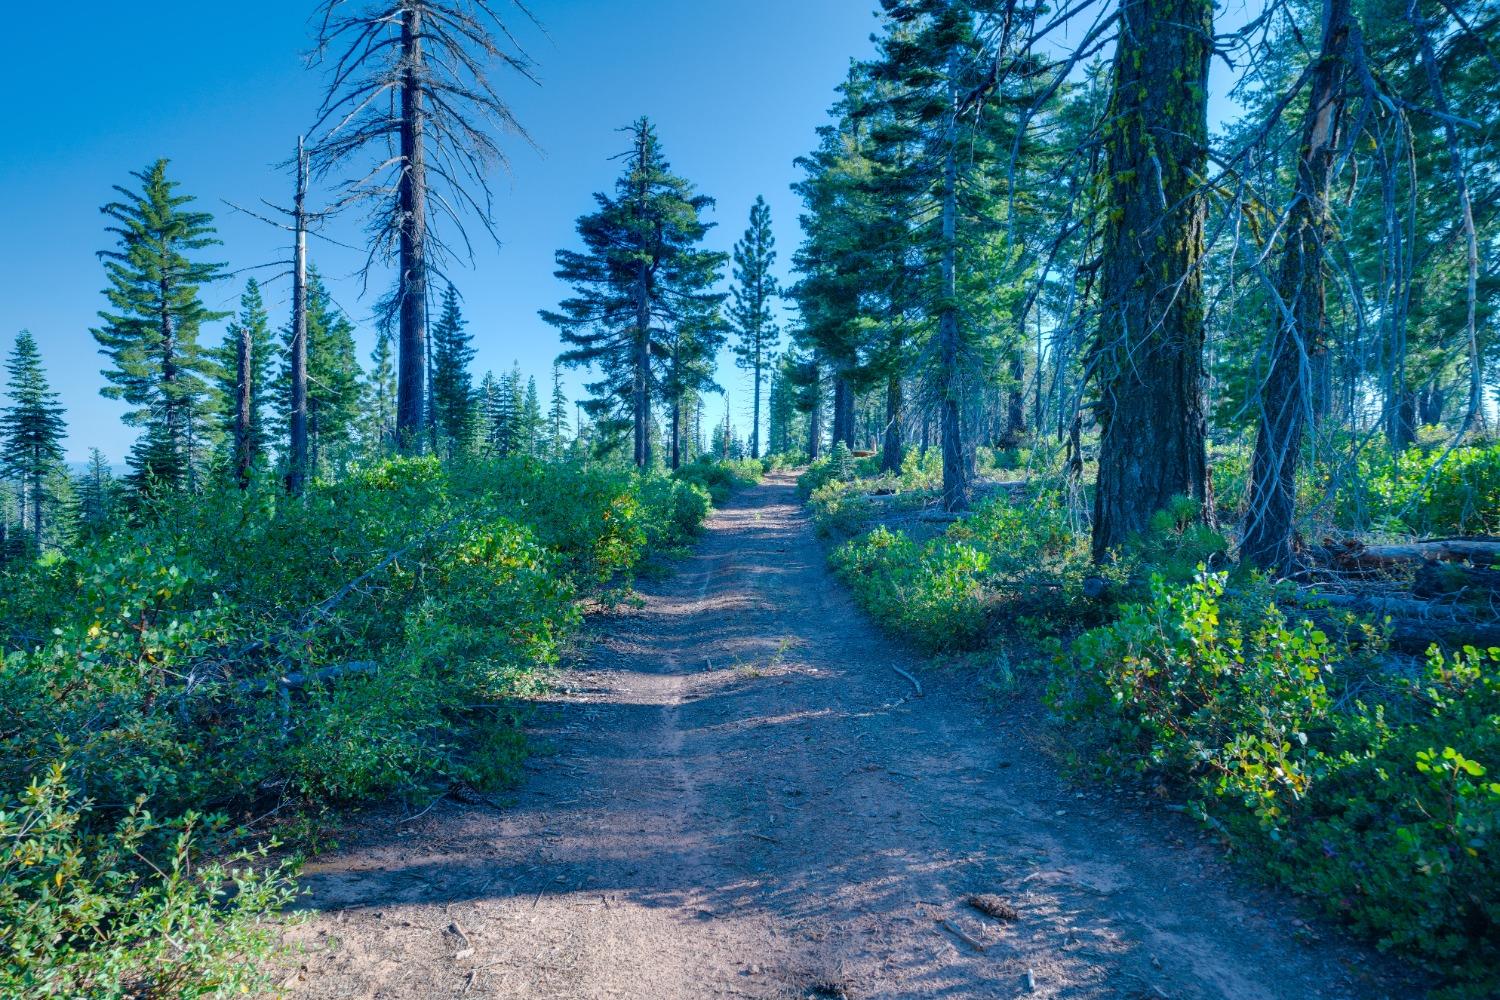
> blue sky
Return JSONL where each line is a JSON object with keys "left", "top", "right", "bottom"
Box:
{"left": 3, "top": 1, "right": 884, "bottom": 462}
{"left": 3, "top": 1, "right": 1261, "bottom": 464}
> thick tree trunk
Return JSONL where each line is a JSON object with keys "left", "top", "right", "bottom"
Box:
{"left": 882, "top": 374, "right": 904, "bottom": 473}
{"left": 1001, "top": 351, "right": 1026, "bottom": 449}
{"left": 287, "top": 138, "right": 310, "bottom": 495}
{"left": 807, "top": 362, "right": 823, "bottom": 461}
{"left": 1091, "top": 0, "right": 1211, "bottom": 559}
{"left": 1239, "top": 0, "right": 1352, "bottom": 572}
{"left": 396, "top": 8, "right": 429, "bottom": 452}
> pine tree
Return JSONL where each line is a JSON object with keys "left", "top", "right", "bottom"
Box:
{"left": 211, "top": 279, "right": 275, "bottom": 482}
{"left": 520, "top": 376, "right": 543, "bottom": 456}
{"left": 547, "top": 365, "right": 571, "bottom": 458}
{"left": 1090, "top": 0, "right": 1213, "bottom": 558}
{"left": 543, "top": 118, "right": 728, "bottom": 467}
{"left": 490, "top": 365, "right": 523, "bottom": 456}
{"left": 0, "top": 331, "right": 67, "bottom": 550}
{"left": 75, "top": 449, "right": 118, "bottom": 538}
{"left": 367, "top": 322, "right": 397, "bottom": 455}
{"left": 430, "top": 283, "right": 477, "bottom": 457}
{"left": 92, "top": 160, "right": 226, "bottom": 494}
{"left": 730, "top": 196, "right": 781, "bottom": 459}
{"left": 279, "top": 268, "right": 363, "bottom": 477}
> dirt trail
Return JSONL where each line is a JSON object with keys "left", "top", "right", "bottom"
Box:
{"left": 283, "top": 473, "right": 1403, "bottom": 1000}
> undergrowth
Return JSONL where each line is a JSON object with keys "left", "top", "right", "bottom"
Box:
{"left": 0, "top": 455, "right": 711, "bottom": 995}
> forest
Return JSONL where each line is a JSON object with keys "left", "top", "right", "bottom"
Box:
{"left": 1, "top": 0, "right": 1497, "bottom": 998}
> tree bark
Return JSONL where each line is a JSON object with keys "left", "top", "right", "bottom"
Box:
{"left": 396, "top": 7, "right": 429, "bottom": 452}
{"left": 938, "top": 61, "right": 968, "bottom": 513}
{"left": 882, "top": 374, "right": 904, "bottom": 473}
{"left": 1091, "top": 0, "right": 1212, "bottom": 559}
{"left": 287, "top": 137, "right": 310, "bottom": 495}
{"left": 235, "top": 317, "right": 253, "bottom": 489}
{"left": 1240, "top": 0, "right": 1353, "bottom": 572}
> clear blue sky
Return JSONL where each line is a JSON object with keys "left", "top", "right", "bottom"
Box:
{"left": 3, "top": 1, "right": 883, "bottom": 463}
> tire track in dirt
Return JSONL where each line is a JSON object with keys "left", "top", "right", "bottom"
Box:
{"left": 280, "top": 473, "right": 1409, "bottom": 999}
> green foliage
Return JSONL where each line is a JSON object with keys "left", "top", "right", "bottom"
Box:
{"left": 1051, "top": 572, "right": 1499, "bottom": 992}
{"left": 673, "top": 456, "right": 762, "bottom": 507}
{"left": 1337, "top": 441, "right": 1500, "bottom": 536}
{"left": 0, "top": 765, "right": 296, "bottom": 999}
{"left": 0, "top": 454, "right": 709, "bottom": 991}
{"left": 831, "top": 494, "right": 1090, "bottom": 652}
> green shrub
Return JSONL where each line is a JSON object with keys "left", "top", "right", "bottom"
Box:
{"left": 831, "top": 526, "right": 992, "bottom": 651}
{"left": 1334, "top": 440, "right": 1500, "bottom": 536}
{"left": 0, "top": 766, "right": 296, "bottom": 999}
{"left": 673, "top": 456, "right": 761, "bottom": 506}
{"left": 1051, "top": 571, "right": 1499, "bottom": 993}
{"left": 0, "top": 454, "right": 711, "bottom": 992}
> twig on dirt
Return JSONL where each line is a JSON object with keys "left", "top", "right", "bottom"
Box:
{"left": 448, "top": 921, "right": 472, "bottom": 948}
{"left": 967, "top": 893, "right": 1020, "bottom": 921}
{"left": 891, "top": 665, "right": 924, "bottom": 698}
{"left": 1025, "top": 968, "right": 1037, "bottom": 992}
{"left": 396, "top": 793, "right": 444, "bottom": 826}
{"left": 749, "top": 832, "right": 781, "bottom": 844}
{"left": 938, "top": 918, "right": 987, "bottom": 952}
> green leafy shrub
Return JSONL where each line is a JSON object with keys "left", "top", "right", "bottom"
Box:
{"left": 1335, "top": 440, "right": 1500, "bottom": 536}
{"left": 673, "top": 456, "right": 761, "bottom": 506}
{"left": 831, "top": 526, "right": 991, "bottom": 651}
{"left": 0, "top": 454, "right": 711, "bottom": 992}
{"left": 0, "top": 766, "right": 296, "bottom": 999}
{"left": 1051, "top": 571, "right": 1499, "bottom": 993}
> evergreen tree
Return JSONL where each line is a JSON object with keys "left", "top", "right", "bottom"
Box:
{"left": 211, "top": 279, "right": 275, "bottom": 480}
{"left": 279, "top": 268, "right": 363, "bottom": 477}
{"left": 543, "top": 118, "right": 728, "bottom": 467}
{"left": 520, "top": 376, "right": 543, "bottom": 456}
{"left": 75, "top": 449, "right": 118, "bottom": 538}
{"left": 366, "top": 322, "right": 397, "bottom": 455}
{"left": 430, "top": 283, "right": 477, "bottom": 457}
{"left": 547, "top": 365, "right": 571, "bottom": 458}
{"left": 92, "top": 160, "right": 226, "bottom": 494}
{"left": 730, "top": 196, "right": 781, "bottom": 459}
{"left": 490, "top": 365, "right": 523, "bottom": 456}
{"left": 0, "top": 331, "right": 67, "bottom": 550}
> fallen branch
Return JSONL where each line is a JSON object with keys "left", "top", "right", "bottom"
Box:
{"left": 891, "top": 665, "right": 924, "bottom": 698}
{"left": 938, "top": 918, "right": 987, "bottom": 952}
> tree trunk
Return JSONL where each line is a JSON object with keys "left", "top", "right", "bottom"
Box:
{"left": 287, "top": 137, "right": 310, "bottom": 495}
{"left": 751, "top": 351, "right": 763, "bottom": 459}
{"left": 396, "top": 8, "right": 429, "bottom": 452}
{"left": 807, "top": 361, "right": 823, "bottom": 461}
{"left": 670, "top": 398, "right": 681, "bottom": 471}
{"left": 1239, "top": 0, "right": 1352, "bottom": 572}
{"left": 1090, "top": 0, "right": 1211, "bottom": 559}
{"left": 634, "top": 263, "right": 652, "bottom": 469}
{"left": 1408, "top": 1, "right": 1483, "bottom": 434}
{"left": 882, "top": 374, "right": 904, "bottom": 473}
{"left": 235, "top": 317, "right": 253, "bottom": 488}
{"left": 938, "top": 64, "right": 968, "bottom": 514}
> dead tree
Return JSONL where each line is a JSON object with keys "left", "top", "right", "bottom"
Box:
{"left": 288, "top": 139, "right": 311, "bottom": 494}
{"left": 1240, "top": 0, "right": 1358, "bottom": 572}
{"left": 309, "top": 0, "right": 537, "bottom": 451}
{"left": 1089, "top": 0, "right": 1213, "bottom": 560}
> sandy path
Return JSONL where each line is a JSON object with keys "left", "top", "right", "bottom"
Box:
{"left": 282, "top": 473, "right": 1404, "bottom": 999}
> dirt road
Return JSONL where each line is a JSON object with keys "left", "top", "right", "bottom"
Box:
{"left": 283, "top": 473, "right": 1404, "bottom": 999}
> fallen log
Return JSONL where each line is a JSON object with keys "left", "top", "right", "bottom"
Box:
{"left": 1413, "top": 562, "right": 1500, "bottom": 600}
{"left": 1324, "top": 538, "right": 1500, "bottom": 570}
{"left": 1292, "top": 591, "right": 1500, "bottom": 653}
{"left": 234, "top": 660, "right": 380, "bottom": 694}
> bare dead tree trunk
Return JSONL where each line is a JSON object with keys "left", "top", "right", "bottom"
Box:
{"left": 287, "top": 138, "right": 310, "bottom": 495}
{"left": 1240, "top": 0, "right": 1354, "bottom": 571}
{"left": 1090, "top": 0, "right": 1211, "bottom": 559}
{"left": 1408, "top": 0, "right": 1484, "bottom": 434}
{"left": 396, "top": 7, "right": 430, "bottom": 452}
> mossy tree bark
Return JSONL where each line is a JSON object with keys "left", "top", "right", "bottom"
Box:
{"left": 1090, "top": 0, "right": 1213, "bottom": 560}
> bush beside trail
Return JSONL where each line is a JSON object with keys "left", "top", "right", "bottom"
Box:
{"left": 0, "top": 455, "right": 711, "bottom": 997}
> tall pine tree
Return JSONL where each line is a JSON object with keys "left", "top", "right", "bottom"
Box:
{"left": 543, "top": 119, "right": 727, "bottom": 467}
{"left": 729, "top": 196, "right": 781, "bottom": 459}
{"left": 211, "top": 279, "right": 275, "bottom": 482}
{"left": 0, "top": 331, "right": 67, "bottom": 550}
{"left": 430, "top": 283, "right": 477, "bottom": 457}
{"left": 92, "top": 160, "right": 226, "bottom": 494}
